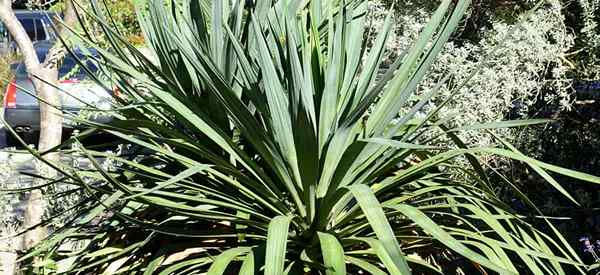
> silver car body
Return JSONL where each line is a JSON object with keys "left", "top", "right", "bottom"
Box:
{"left": 4, "top": 80, "right": 113, "bottom": 132}
{"left": 3, "top": 42, "right": 113, "bottom": 136}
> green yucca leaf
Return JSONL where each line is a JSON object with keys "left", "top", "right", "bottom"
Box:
{"left": 207, "top": 247, "right": 252, "bottom": 275}
{"left": 345, "top": 256, "right": 387, "bottom": 275}
{"left": 143, "top": 255, "right": 165, "bottom": 275}
{"left": 448, "top": 119, "right": 554, "bottom": 132}
{"left": 366, "top": 0, "right": 454, "bottom": 135}
{"left": 20, "top": 0, "right": 597, "bottom": 274}
{"left": 124, "top": 164, "right": 210, "bottom": 200}
{"left": 238, "top": 249, "right": 255, "bottom": 275}
{"left": 392, "top": 204, "right": 514, "bottom": 274}
{"left": 265, "top": 216, "right": 292, "bottom": 275}
{"left": 157, "top": 257, "right": 213, "bottom": 275}
{"left": 317, "top": 232, "right": 346, "bottom": 275}
{"left": 347, "top": 184, "right": 411, "bottom": 274}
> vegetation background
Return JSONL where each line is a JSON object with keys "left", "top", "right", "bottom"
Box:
{"left": 376, "top": 0, "right": 600, "bottom": 262}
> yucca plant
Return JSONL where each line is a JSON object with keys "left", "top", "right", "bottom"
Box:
{"left": 17, "top": 0, "right": 600, "bottom": 274}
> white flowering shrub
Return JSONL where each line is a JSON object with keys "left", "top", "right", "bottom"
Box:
{"left": 571, "top": 0, "right": 600, "bottom": 79}
{"left": 0, "top": 153, "right": 26, "bottom": 252}
{"left": 578, "top": 0, "right": 599, "bottom": 40}
{"left": 369, "top": 0, "right": 574, "bottom": 148}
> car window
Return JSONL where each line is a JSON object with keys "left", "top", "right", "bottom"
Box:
{"left": 15, "top": 18, "right": 46, "bottom": 41}
{"left": 34, "top": 19, "right": 46, "bottom": 40}
{"left": 18, "top": 19, "right": 36, "bottom": 41}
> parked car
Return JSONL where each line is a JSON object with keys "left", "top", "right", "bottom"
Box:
{"left": 0, "top": 10, "right": 57, "bottom": 54}
{"left": 574, "top": 80, "right": 600, "bottom": 100}
{"left": 2, "top": 41, "right": 114, "bottom": 147}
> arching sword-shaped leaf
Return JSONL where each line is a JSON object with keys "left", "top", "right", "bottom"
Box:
{"left": 347, "top": 184, "right": 411, "bottom": 274}
{"left": 265, "top": 216, "right": 292, "bottom": 275}
{"left": 207, "top": 247, "right": 252, "bottom": 275}
{"left": 317, "top": 232, "right": 346, "bottom": 275}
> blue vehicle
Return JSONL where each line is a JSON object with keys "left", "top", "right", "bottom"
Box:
{"left": 574, "top": 80, "right": 600, "bottom": 100}
{"left": 2, "top": 41, "right": 114, "bottom": 147}
{"left": 0, "top": 10, "right": 58, "bottom": 54}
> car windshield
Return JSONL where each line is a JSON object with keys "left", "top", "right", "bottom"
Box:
{"left": 15, "top": 56, "right": 99, "bottom": 80}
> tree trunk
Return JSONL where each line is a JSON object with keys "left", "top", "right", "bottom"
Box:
{"left": 0, "top": 0, "right": 77, "bottom": 264}
{"left": 22, "top": 66, "right": 60, "bottom": 249}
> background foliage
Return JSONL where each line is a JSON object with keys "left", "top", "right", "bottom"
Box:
{"left": 371, "top": 0, "right": 574, "bottom": 149}
{"left": 374, "top": 0, "right": 600, "bottom": 264}
{"left": 49, "top": 0, "right": 143, "bottom": 45}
